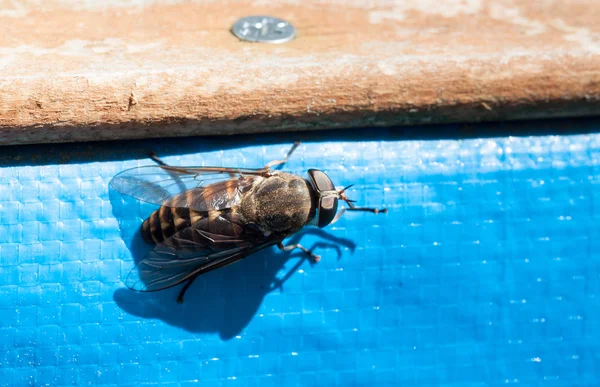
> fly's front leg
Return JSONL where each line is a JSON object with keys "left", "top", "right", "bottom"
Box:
{"left": 277, "top": 242, "right": 321, "bottom": 263}
{"left": 176, "top": 275, "right": 198, "bottom": 304}
{"left": 347, "top": 207, "right": 388, "bottom": 214}
{"left": 265, "top": 142, "right": 301, "bottom": 170}
{"left": 346, "top": 201, "right": 388, "bottom": 214}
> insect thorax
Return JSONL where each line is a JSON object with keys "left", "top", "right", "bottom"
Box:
{"left": 240, "top": 172, "right": 317, "bottom": 234}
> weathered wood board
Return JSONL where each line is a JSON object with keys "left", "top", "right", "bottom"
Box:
{"left": 0, "top": 0, "right": 599, "bottom": 145}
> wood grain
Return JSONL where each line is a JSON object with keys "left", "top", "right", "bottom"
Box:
{"left": 0, "top": 0, "right": 599, "bottom": 145}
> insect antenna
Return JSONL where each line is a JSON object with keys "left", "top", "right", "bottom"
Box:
{"left": 338, "top": 184, "right": 354, "bottom": 194}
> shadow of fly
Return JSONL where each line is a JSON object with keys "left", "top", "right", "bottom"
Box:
{"left": 109, "top": 142, "right": 387, "bottom": 303}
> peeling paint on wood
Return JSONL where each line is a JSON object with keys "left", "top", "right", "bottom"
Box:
{"left": 0, "top": 0, "right": 599, "bottom": 145}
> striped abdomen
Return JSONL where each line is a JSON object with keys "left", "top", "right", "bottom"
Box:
{"left": 142, "top": 205, "right": 199, "bottom": 243}
{"left": 140, "top": 183, "right": 249, "bottom": 244}
{"left": 141, "top": 206, "right": 248, "bottom": 244}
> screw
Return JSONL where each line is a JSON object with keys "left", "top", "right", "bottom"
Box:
{"left": 231, "top": 16, "right": 295, "bottom": 44}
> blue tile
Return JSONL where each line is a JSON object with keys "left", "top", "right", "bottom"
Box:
{"left": 12, "top": 368, "right": 36, "bottom": 386}
{"left": 35, "top": 347, "right": 59, "bottom": 367}
{"left": 0, "top": 327, "right": 15, "bottom": 348}
{"left": 15, "top": 347, "right": 35, "bottom": 368}
{"left": 139, "top": 363, "right": 161, "bottom": 383}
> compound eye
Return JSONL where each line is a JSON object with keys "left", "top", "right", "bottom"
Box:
{"left": 318, "top": 196, "right": 338, "bottom": 228}
{"left": 308, "top": 169, "right": 335, "bottom": 193}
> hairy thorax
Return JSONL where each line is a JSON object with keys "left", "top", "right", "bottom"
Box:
{"left": 240, "top": 173, "right": 316, "bottom": 234}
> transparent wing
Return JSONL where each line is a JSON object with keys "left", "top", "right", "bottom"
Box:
{"left": 126, "top": 223, "right": 281, "bottom": 292}
{"left": 109, "top": 165, "right": 265, "bottom": 211}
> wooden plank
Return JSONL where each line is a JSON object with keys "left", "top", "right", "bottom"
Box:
{"left": 0, "top": 0, "right": 599, "bottom": 145}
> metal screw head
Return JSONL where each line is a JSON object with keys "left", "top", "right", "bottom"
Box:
{"left": 231, "top": 16, "right": 295, "bottom": 44}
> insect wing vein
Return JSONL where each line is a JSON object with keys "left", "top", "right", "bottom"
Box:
{"left": 125, "top": 224, "right": 274, "bottom": 292}
{"left": 110, "top": 165, "right": 262, "bottom": 211}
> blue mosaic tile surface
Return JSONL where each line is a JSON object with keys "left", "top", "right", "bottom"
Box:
{"left": 0, "top": 122, "right": 599, "bottom": 386}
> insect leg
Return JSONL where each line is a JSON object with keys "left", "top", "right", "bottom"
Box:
{"left": 264, "top": 142, "right": 301, "bottom": 169}
{"left": 345, "top": 201, "right": 388, "bottom": 214}
{"left": 148, "top": 152, "right": 169, "bottom": 166}
{"left": 346, "top": 207, "right": 388, "bottom": 214}
{"left": 176, "top": 275, "right": 198, "bottom": 304}
{"left": 277, "top": 242, "right": 321, "bottom": 262}
{"left": 148, "top": 152, "right": 191, "bottom": 194}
